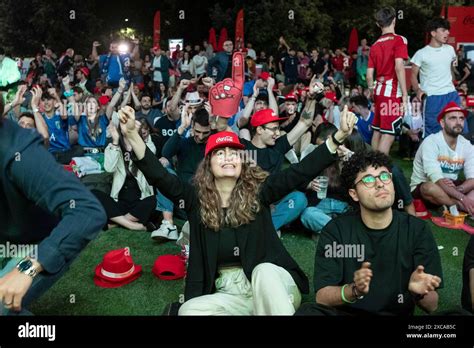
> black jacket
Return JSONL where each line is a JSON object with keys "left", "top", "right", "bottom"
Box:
{"left": 135, "top": 140, "right": 337, "bottom": 301}
{"left": 0, "top": 119, "right": 106, "bottom": 274}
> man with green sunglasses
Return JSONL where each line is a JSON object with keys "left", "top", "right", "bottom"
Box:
{"left": 296, "top": 151, "right": 443, "bottom": 316}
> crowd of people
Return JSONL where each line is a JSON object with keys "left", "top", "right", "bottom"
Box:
{"left": 0, "top": 6, "right": 473, "bottom": 317}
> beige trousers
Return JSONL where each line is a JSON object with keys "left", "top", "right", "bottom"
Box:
{"left": 178, "top": 263, "right": 301, "bottom": 315}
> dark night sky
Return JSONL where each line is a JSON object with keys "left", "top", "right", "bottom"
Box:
{"left": 95, "top": 0, "right": 216, "bottom": 45}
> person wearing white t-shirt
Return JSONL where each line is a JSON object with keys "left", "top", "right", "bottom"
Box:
{"left": 411, "top": 18, "right": 461, "bottom": 138}
{"left": 192, "top": 49, "right": 208, "bottom": 78}
{"left": 410, "top": 102, "right": 474, "bottom": 216}
{"left": 246, "top": 43, "right": 257, "bottom": 61}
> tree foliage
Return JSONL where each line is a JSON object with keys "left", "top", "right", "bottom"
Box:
{"left": 208, "top": 0, "right": 468, "bottom": 57}
{"left": 0, "top": 0, "right": 103, "bottom": 56}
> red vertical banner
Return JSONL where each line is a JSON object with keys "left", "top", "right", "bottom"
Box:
{"left": 348, "top": 27, "right": 358, "bottom": 54}
{"left": 209, "top": 27, "right": 218, "bottom": 51}
{"left": 153, "top": 11, "right": 161, "bottom": 47}
{"left": 440, "top": 1, "right": 447, "bottom": 18}
{"left": 217, "top": 27, "right": 228, "bottom": 52}
{"left": 235, "top": 9, "right": 244, "bottom": 50}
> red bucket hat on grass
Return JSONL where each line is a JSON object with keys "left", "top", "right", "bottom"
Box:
{"left": 152, "top": 255, "right": 186, "bottom": 280}
{"left": 413, "top": 199, "right": 432, "bottom": 220}
{"left": 205, "top": 131, "right": 245, "bottom": 157}
{"left": 94, "top": 248, "right": 142, "bottom": 288}
{"left": 250, "top": 108, "right": 288, "bottom": 128}
{"left": 437, "top": 101, "right": 468, "bottom": 123}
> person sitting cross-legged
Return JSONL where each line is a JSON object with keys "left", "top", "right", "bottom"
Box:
{"left": 410, "top": 102, "right": 474, "bottom": 217}
{"left": 296, "top": 151, "right": 443, "bottom": 316}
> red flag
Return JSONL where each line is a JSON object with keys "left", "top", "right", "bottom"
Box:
{"left": 440, "top": 0, "right": 447, "bottom": 18}
{"left": 208, "top": 27, "right": 218, "bottom": 51}
{"left": 153, "top": 11, "right": 161, "bottom": 47}
{"left": 235, "top": 9, "right": 244, "bottom": 50}
{"left": 217, "top": 28, "right": 228, "bottom": 52}
{"left": 348, "top": 28, "right": 359, "bottom": 54}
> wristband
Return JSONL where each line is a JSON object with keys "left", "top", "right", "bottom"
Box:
{"left": 351, "top": 283, "right": 364, "bottom": 300}
{"left": 331, "top": 131, "right": 344, "bottom": 146}
{"left": 341, "top": 284, "right": 356, "bottom": 304}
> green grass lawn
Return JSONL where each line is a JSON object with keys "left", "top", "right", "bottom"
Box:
{"left": 30, "top": 153, "right": 472, "bottom": 315}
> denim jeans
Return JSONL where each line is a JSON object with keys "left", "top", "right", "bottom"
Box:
{"left": 300, "top": 198, "right": 349, "bottom": 234}
{"left": 155, "top": 166, "right": 177, "bottom": 214}
{"left": 271, "top": 191, "right": 308, "bottom": 231}
{"left": 333, "top": 71, "right": 345, "bottom": 84}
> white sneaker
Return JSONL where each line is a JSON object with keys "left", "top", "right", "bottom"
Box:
{"left": 151, "top": 220, "right": 178, "bottom": 241}
{"left": 176, "top": 221, "right": 190, "bottom": 247}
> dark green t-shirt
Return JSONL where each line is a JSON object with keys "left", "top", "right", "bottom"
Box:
{"left": 240, "top": 135, "right": 292, "bottom": 175}
{"left": 314, "top": 210, "right": 443, "bottom": 315}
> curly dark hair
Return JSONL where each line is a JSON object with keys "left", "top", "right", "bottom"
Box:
{"left": 341, "top": 151, "right": 392, "bottom": 191}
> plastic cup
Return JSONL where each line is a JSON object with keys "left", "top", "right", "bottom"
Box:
{"left": 316, "top": 176, "right": 329, "bottom": 199}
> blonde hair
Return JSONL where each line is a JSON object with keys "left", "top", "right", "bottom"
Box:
{"left": 193, "top": 155, "right": 269, "bottom": 231}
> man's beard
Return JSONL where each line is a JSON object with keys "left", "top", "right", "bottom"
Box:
{"left": 359, "top": 191, "right": 394, "bottom": 213}
{"left": 445, "top": 126, "right": 462, "bottom": 137}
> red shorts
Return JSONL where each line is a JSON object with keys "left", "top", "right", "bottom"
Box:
{"left": 372, "top": 95, "right": 403, "bottom": 135}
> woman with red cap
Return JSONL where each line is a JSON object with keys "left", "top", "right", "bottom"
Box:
{"left": 118, "top": 105, "right": 357, "bottom": 315}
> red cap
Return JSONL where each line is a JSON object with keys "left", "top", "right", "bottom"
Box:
{"left": 152, "top": 254, "right": 186, "bottom": 280}
{"left": 136, "top": 82, "right": 145, "bottom": 91}
{"left": 98, "top": 95, "right": 111, "bottom": 106}
{"left": 205, "top": 131, "right": 245, "bottom": 157}
{"left": 437, "top": 101, "right": 468, "bottom": 123}
{"left": 284, "top": 92, "right": 298, "bottom": 102}
{"left": 250, "top": 108, "right": 288, "bottom": 128}
{"left": 467, "top": 96, "right": 474, "bottom": 107}
{"left": 324, "top": 91, "right": 339, "bottom": 103}
{"left": 259, "top": 72, "right": 270, "bottom": 80}
{"left": 79, "top": 67, "right": 90, "bottom": 77}
{"left": 153, "top": 45, "right": 160, "bottom": 51}
{"left": 94, "top": 248, "right": 142, "bottom": 288}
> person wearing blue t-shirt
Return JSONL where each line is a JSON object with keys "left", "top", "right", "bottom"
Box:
{"left": 91, "top": 40, "right": 140, "bottom": 88}
{"left": 71, "top": 96, "right": 110, "bottom": 151}
{"left": 34, "top": 91, "right": 83, "bottom": 164}
{"left": 350, "top": 95, "right": 374, "bottom": 145}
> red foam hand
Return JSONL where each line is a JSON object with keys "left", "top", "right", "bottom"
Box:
{"left": 209, "top": 52, "right": 244, "bottom": 118}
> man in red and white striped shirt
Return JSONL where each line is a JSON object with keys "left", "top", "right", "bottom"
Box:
{"left": 367, "top": 6, "right": 409, "bottom": 155}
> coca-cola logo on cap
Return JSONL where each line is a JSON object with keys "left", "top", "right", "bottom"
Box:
{"left": 216, "top": 136, "right": 234, "bottom": 143}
